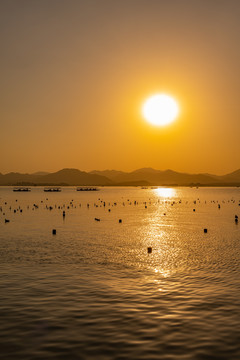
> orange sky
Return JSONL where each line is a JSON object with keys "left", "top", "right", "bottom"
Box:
{"left": 0, "top": 0, "right": 240, "bottom": 175}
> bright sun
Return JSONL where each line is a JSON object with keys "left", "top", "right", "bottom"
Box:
{"left": 142, "top": 94, "right": 179, "bottom": 126}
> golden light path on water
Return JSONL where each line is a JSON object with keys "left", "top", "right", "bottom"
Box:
{"left": 143, "top": 187, "right": 178, "bottom": 286}
{"left": 154, "top": 187, "right": 176, "bottom": 199}
{"left": 0, "top": 187, "right": 240, "bottom": 359}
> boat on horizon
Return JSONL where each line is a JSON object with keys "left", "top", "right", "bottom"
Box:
{"left": 76, "top": 187, "right": 99, "bottom": 191}
{"left": 44, "top": 187, "right": 61, "bottom": 192}
{"left": 13, "top": 187, "right": 31, "bottom": 192}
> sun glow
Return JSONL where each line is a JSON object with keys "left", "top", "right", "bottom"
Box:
{"left": 142, "top": 94, "right": 179, "bottom": 126}
{"left": 155, "top": 187, "right": 175, "bottom": 198}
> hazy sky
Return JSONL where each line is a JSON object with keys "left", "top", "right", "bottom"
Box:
{"left": 1, "top": 0, "right": 240, "bottom": 175}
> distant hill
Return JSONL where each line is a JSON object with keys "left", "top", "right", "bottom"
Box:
{"left": 39, "top": 168, "right": 112, "bottom": 186}
{"left": 0, "top": 168, "right": 113, "bottom": 186}
{"left": 0, "top": 167, "right": 239, "bottom": 186}
{"left": 31, "top": 171, "right": 50, "bottom": 176}
{"left": 219, "top": 169, "right": 240, "bottom": 183}
{"left": 0, "top": 172, "right": 37, "bottom": 185}
{"left": 91, "top": 168, "right": 223, "bottom": 185}
{"left": 90, "top": 169, "right": 127, "bottom": 181}
{"left": 91, "top": 168, "right": 240, "bottom": 186}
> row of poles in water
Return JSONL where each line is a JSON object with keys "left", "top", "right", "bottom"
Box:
{"left": 1, "top": 197, "right": 239, "bottom": 220}
{"left": 0, "top": 199, "right": 240, "bottom": 254}
{"left": 1, "top": 197, "right": 239, "bottom": 254}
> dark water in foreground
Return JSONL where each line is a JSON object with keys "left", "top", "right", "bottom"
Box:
{"left": 0, "top": 187, "right": 239, "bottom": 359}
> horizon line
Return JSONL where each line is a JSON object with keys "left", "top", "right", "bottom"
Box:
{"left": 0, "top": 166, "right": 239, "bottom": 177}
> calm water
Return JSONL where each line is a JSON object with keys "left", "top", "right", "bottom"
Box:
{"left": 0, "top": 186, "right": 239, "bottom": 360}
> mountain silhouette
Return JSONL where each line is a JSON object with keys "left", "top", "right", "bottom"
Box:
{"left": 0, "top": 168, "right": 112, "bottom": 186}
{"left": 91, "top": 168, "right": 240, "bottom": 185}
{"left": 0, "top": 168, "right": 239, "bottom": 186}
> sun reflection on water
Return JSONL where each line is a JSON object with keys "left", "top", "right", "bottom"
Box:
{"left": 154, "top": 187, "right": 175, "bottom": 199}
{"left": 153, "top": 270, "right": 171, "bottom": 293}
{"left": 154, "top": 268, "right": 171, "bottom": 278}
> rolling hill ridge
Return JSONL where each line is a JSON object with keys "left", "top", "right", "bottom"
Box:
{"left": 0, "top": 168, "right": 240, "bottom": 186}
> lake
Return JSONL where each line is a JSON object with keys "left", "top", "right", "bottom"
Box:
{"left": 0, "top": 186, "right": 239, "bottom": 359}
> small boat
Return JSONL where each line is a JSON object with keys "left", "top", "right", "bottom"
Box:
{"left": 13, "top": 187, "right": 31, "bottom": 192}
{"left": 76, "top": 187, "right": 99, "bottom": 191}
{"left": 44, "top": 187, "right": 61, "bottom": 192}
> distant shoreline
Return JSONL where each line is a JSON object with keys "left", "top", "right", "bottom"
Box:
{"left": 0, "top": 168, "right": 239, "bottom": 187}
{"left": 0, "top": 183, "right": 239, "bottom": 188}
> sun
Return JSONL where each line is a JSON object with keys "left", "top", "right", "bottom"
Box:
{"left": 142, "top": 94, "right": 179, "bottom": 126}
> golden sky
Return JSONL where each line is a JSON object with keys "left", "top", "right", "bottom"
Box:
{"left": 1, "top": 0, "right": 240, "bottom": 175}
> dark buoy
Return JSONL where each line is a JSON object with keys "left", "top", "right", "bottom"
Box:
{"left": 204, "top": 228, "right": 208, "bottom": 233}
{"left": 147, "top": 247, "right": 152, "bottom": 254}
{"left": 193, "top": 209, "right": 195, "bottom": 212}
{"left": 119, "top": 219, "right": 122, "bottom": 223}
{"left": 52, "top": 229, "right": 56, "bottom": 235}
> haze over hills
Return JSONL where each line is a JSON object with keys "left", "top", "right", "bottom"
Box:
{"left": 0, "top": 169, "right": 112, "bottom": 186}
{"left": 0, "top": 168, "right": 240, "bottom": 186}
{"left": 91, "top": 168, "right": 240, "bottom": 186}
{"left": 31, "top": 171, "right": 50, "bottom": 176}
